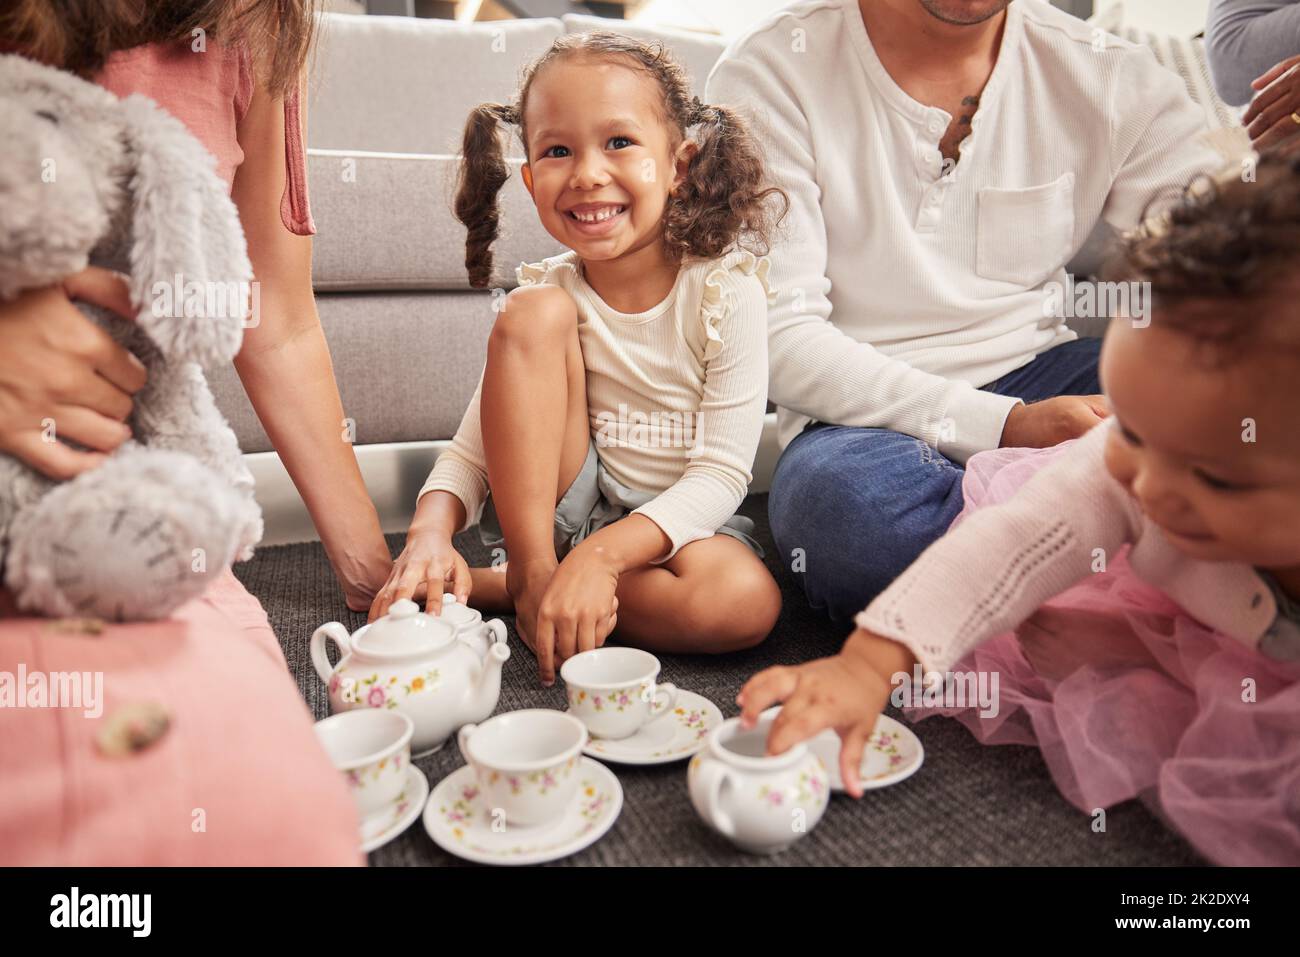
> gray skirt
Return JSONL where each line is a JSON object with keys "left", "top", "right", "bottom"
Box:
{"left": 479, "top": 442, "right": 763, "bottom": 559}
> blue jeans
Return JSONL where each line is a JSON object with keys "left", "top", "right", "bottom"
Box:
{"left": 768, "top": 337, "right": 1103, "bottom": 622}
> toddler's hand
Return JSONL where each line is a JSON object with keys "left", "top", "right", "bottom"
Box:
{"left": 532, "top": 550, "right": 620, "bottom": 686}
{"left": 737, "top": 627, "right": 914, "bottom": 797}
{"left": 369, "top": 529, "right": 470, "bottom": 622}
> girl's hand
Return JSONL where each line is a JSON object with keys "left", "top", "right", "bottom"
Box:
{"left": 0, "top": 268, "right": 146, "bottom": 479}
{"left": 1245, "top": 55, "right": 1300, "bottom": 154}
{"left": 737, "top": 627, "right": 915, "bottom": 797}
{"left": 532, "top": 549, "right": 620, "bottom": 686}
{"left": 368, "top": 528, "right": 470, "bottom": 622}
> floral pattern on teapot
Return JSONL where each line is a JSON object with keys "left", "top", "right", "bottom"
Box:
{"left": 329, "top": 668, "right": 441, "bottom": 710}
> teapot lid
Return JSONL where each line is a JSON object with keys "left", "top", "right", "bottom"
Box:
{"left": 354, "top": 599, "right": 455, "bottom": 656}
{"left": 437, "top": 593, "right": 482, "bottom": 629}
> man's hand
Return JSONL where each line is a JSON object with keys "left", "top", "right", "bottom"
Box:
{"left": 0, "top": 268, "right": 145, "bottom": 479}
{"left": 999, "top": 394, "right": 1108, "bottom": 449}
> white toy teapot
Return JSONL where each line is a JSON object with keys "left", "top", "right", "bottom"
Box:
{"left": 311, "top": 598, "right": 510, "bottom": 755}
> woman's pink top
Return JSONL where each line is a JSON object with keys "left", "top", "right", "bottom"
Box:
{"left": 0, "top": 39, "right": 358, "bottom": 864}
{"left": 96, "top": 38, "right": 315, "bottom": 234}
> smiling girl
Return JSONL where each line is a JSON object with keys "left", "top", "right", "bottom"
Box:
{"left": 740, "top": 152, "right": 1300, "bottom": 865}
{"left": 372, "top": 33, "right": 788, "bottom": 685}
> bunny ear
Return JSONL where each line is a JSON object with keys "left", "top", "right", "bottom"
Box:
{"left": 117, "top": 94, "right": 253, "bottom": 367}
{"left": 0, "top": 53, "right": 115, "bottom": 298}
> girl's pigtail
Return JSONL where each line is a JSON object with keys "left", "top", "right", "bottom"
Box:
{"left": 664, "top": 99, "right": 788, "bottom": 262}
{"left": 454, "top": 102, "right": 519, "bottom": 289}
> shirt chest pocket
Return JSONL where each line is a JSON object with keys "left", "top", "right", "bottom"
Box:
{"left": 976, "top": 173, "right": 1076, "bottom": 287}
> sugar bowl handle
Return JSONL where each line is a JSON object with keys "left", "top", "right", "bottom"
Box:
{"left": 694, "top": 759, "right": 737, "bottom": 839}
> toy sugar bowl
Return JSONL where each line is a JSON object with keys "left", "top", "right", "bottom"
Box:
{"left": 688, "top": 712, "right": 830, "bottom": 855}
{"left": 311, "top": 598, "right": 510, "bottom": 755}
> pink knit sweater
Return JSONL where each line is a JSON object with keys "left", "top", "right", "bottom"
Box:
{"left": 857, "top": 420, "right": 1299, "bottom": 673}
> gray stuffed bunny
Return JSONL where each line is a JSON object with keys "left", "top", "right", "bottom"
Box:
{"left": 0, "top": 53, "right": 263, "bottom": 621}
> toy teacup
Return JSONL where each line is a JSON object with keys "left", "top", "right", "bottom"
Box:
{"left": 561, "top": 647, "right": 677, "bottom": 740}
{"left": 457, "top": 710, "right": 587, "bottom": 828}
{"left": 314, "top": 709, "right": 413, "bottom": 819}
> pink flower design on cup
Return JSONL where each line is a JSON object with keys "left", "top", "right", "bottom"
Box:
{"left": 368, "top": 686, "right": 387, "bottom": 708}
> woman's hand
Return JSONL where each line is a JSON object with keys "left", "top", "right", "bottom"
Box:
{"left": 1245, "top": 54, "right": 1300, "bottom": 154}
{"left": 0, "top": 267, "right": 146, "bottom": 479}
{"left": 531, "top": 548, "right": 620, "bottom": 686}
{"left": 368, "top": 527, "right": 470, "bottom": 622}
{"left": 737, "top": 627, "right": 916, "bottom": 797}
{"left": 339, "top": 547, "right": 395, "bottom": 615}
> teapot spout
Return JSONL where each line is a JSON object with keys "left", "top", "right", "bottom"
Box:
{"left": 468, "top": 633, "right": 511, "bottom": 718}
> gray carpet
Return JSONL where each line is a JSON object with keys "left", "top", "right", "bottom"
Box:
{"left": 233, "top": 495, "right": 1205, "bottom": 866}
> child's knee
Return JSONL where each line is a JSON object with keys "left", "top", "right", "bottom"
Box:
{"left": 687, "top": 562, "right": 781, "bottom": 652}
{"left": 491, "top": 285, "right": 576, "bottom": 348}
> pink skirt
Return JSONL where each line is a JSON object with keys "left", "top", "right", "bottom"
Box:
{"left": 904, "top": 440, "right": 1300, "bottom": 866}
{"left": 0, "top": 570, "right": 362, "bottom": 866}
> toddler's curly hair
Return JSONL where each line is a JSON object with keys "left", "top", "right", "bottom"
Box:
{"left": 1106, "top": 150, "right": 1300, "bottom": 360}
{"left": 454, "top": 31, "right": 789, "bottom": 288}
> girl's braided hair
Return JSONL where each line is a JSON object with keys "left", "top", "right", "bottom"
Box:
{"left": 454, "top": 31, "right": 789, "bottom": 288}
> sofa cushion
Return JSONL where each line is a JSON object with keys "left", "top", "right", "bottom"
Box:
{"left": 308, "top": 149, "right": 564, "bottom": 291}
{"left": 209, "top": 290, "right": 495, "bottom": 452}
{"left": 309, "top": 13, "right": 564, "bottom": 157}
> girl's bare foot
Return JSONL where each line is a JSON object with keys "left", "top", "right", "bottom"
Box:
{"left": 467, "top": 565, "right": 513, "bottom": 614}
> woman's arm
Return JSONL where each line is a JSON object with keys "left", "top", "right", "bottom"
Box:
{"left": 1205, "top": 0, "right": 1300, "bottom": 107}
{"left": 230, "top": 75, "right": 391, "bottom": 611}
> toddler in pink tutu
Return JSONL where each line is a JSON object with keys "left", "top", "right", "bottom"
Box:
{"left": 740, "top": 151, "right": 1300, "bottom": 865}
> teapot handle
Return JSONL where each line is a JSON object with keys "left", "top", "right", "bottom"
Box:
{"left": 695, "top": 760, "right": 737, "bottom": 839}
{"left": 485, "top": 618, "right": 508, "bottom": 648}
{"left": 310, "top": 622, "right": 352, "bottom": 686}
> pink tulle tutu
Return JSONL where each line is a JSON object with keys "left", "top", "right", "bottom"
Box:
{"left": 904, "top": 440, "right": 1300, "bottom": 865}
